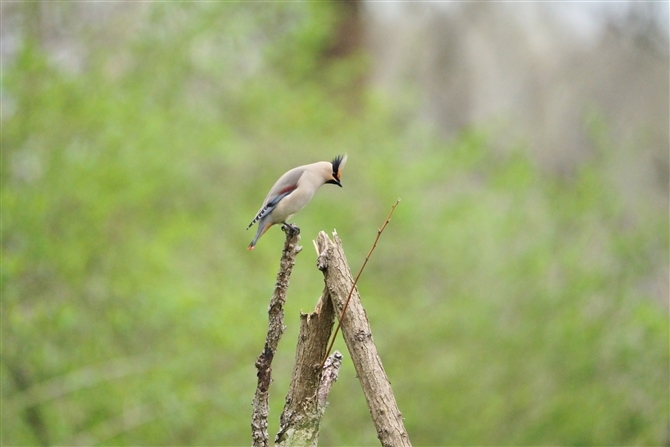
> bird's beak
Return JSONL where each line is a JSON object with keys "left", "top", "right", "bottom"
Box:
{"left": 327, "top": 178, "right": 342, "bottom": 187}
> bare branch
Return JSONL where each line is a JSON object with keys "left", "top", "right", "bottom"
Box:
{"left": 317, "top": 231, "right": 411, "bottom": 447}
{"left": 251, "top": 225, "right": 302, "bottom": 447}
{"left": 322, "top": 199, "right": 400, "bottom": 367}
{"left": 317, "top": 350, "right": 343, "bottom": 409}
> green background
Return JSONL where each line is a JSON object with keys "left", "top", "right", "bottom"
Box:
{"left": 3, "top": 3, "right": 668, "bottom": 445}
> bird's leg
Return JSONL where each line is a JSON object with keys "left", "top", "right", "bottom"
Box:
{"left": 281, "top": 222, "right": 300, "bottom": 236}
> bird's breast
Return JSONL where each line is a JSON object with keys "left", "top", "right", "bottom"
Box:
{"left": 271, "top": 188, "right": 314, "bottom": 223}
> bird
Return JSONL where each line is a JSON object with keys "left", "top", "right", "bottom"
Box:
{"left": 246, "top": 155, "right": 347, "bottom": 250}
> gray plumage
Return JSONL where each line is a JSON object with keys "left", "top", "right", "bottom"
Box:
{"left": 247, "top": 155, "right": 347, "bottom": 250}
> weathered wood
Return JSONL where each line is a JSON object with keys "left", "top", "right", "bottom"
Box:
{"left": 276, "top": 288, "right": 336, "bottom": 446}
{"left": 251, "top": 225, "right": 301, "bottom": 447}
{"left": 317, "top": 231, "right": 411, "bottom": 447}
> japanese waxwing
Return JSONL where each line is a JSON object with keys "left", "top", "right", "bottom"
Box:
{"left": 246, "top": 155, "right": 348, "bottom": 250}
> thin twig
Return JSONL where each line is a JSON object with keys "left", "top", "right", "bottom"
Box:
{"left": 320, "top": 198, "right": 401, "bottom": 369}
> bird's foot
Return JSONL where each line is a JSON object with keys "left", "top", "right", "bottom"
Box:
{"left": 281, "top": 222, "right": 300, "bottom": 236}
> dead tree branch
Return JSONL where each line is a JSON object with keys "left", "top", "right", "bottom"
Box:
{"left": 316, "top": 231, "right": 411, "bottom": 447}
{"left": 276, "top": 288, "right": 336, "bottom": 446}
{"left": 251, "top": 225, "right": 301, "bottom": 447}
{"left": 322, "top": 198, "right": 400, "bottom": 366}
{"left": 317, "top": 351, "right": 343, "bottom": 411}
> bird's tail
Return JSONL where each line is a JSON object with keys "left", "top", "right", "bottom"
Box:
{"left": 248, "top": 221, "right": 272, "bottom": 250}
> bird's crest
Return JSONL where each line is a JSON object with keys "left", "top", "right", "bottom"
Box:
{"left": 332, "top": 154, "right": 348, "bottom": 181}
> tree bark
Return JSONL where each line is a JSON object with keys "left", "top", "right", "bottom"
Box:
{"left": 316, "top": 231, "right": 411, "bottom": 447}
{"left": 251, "top": 225, "right": 301, "bottom": 447}
{"left": 276, "top": 288, "right": 338, "bottom": 446}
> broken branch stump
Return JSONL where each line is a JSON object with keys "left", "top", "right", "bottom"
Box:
{"left": 276, "top": 288, "right": 337, "bottom": 446}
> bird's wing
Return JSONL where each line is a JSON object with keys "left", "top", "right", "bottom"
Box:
{"left": 246, "top": 186, "right": 296, "bottom": 229}
{"left": 246, "top": 167, "right": 305, "bottom": 229}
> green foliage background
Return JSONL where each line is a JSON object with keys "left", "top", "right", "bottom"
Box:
{"left": 3, "top": 3, "right": 668, "bottom": 446}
